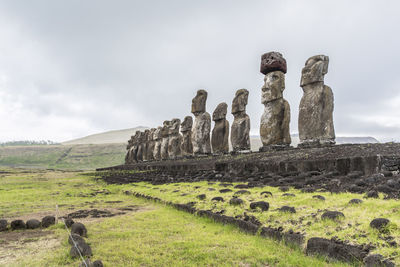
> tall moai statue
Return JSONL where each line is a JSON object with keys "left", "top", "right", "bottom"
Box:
{"left": 180, "top": 116, "right": 193, "bottom": 156}
{"left": 191, "top": 90, "right": 211, "bottom": 155}
{"left": 146, "top": 128, "right": 156, "bottom": 161}
{"left": 136, "top": 131, "right": 145, "bottom": 161}
{"left": 160, "top": 121, "right": 171, "bottom": 160}
{"left": 168, "top": 118, "right": 182, "bottom": 159}
{"left": 153, "top": 126, "right": 162, "bottom": 160}
{"left": 298, "top": 55, "right": 335, "bottom": 147}
{"left": 211, "top": 102, "right": 229, "bottom": 154}
{"left": 231, "top": 89, "right": 250, "bottom": 152}
{"left": 142, "top": 129, "right": 150, "bottom": 161}
{"left": 126, "top": 131, "right": 141, "bottom": 163}
{"left": 259, "top": 52, "right": 291, "bottom": 150}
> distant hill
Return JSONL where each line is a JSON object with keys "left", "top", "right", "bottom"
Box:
{"left": 62, "top": 127, "right": 148, "bottom": 145}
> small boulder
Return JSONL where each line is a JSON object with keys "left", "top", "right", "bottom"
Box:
{"left": 234, "top": 184, "right": 249, "bottom": 189}
{"left": 71, "top": 222, "right": 88, "bottom": 237}
{"left": 211, "top": 196, "right": 224, "bottom": 202}
{"left": 41, "top": 216, "right": 55, "bottom": 228}
{"left": 70, "top": 242, "right": 92, "bottom": 258}
{"left": 26, "top": 219, "right": 41, "bottom": 229}
{"left": 366, "top": 190, "right": 379, "bottom": 198}
{"left": 11, "top": 220, "right": 26, "bottom": 230}
{"left": 64, "top": 217, "right": 74, "bottom": 228}
{"left": 370, "top": 218, "right": 390, "bottom": 230}
{"left": 0, "top": 219, "right": 8, "bottom": 231}
{"left": 250, "top": 201, "right": 269, "bottom": 211}
{"left": 260, "top": 191, "right": 272, "bottom": 197}
{"left": 312, "top": 195, "right": 325, "bottom": 201}
{"left": 196, "top": 194, "right": 206, "bottom": 200}
{"left": 92, "top": 260, "right": 104, "bottom": 267}
{"left": 349, "top": 198, "right": 363, "bottom": 205}
{"left": 229, "top": 198, "right": 244, "bottom": 206}
{"left": 234, "top": 190, "right": 250, "bottom": 195}
{"left": 68, "top": 233, "right": 86, "bottom": 246}
{"left": 278, "top": 206, "right": 296, "bottom": 213}
{"left": 219, "top": 189, "right": 232, "bottom": 193}
{"left": 321, "top": 211, "right": 345, "bottom": 221}
{"left": 363, "top": 254, "right": 395, "bottom": 267}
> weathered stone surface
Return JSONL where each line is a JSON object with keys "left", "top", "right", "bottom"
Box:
{"left": 160, "top": 121, "right": 171, "bottom": 160}
{"left": 191, "top": 90, "right": 211, "bottom": 155}
{"left": 250, "top": 201, "right": 269, "bottom": 211}
{"left": 26, "top": 219, "right": 41, "bottom": 229}
{"left": 125, "top": 131, "right": 140, "bottom": 164}
{"left": 146, "top": 128, "right": 156, "bottom": 161}
{"left": 41, "top": 216, "right": 55, "bottom": 228}
{"left": 260, "top": 70, "right": 291, "bottom": 147}
{"left": 70, "top": 242, "right": 92, "bottom": 258}
{"left": 298, "top": 55, "right": 335, "bottom": 146}
{"left": 142, "top": 129, "right": 150, "bottom": 161}
{"left": 231, "top": 89, "right": 250, "bottom": 152}
{"left": 211, "top": 102, "right": 229, "bottom": 154}
{"left": 11, "top": 220, "right": 26, "bottom": 230}
{"left": 168, "top": 118, "right": 182, "bottom": 159}
{"left": 370, "top": 218, "right": 390, "bottom": 230}
{"left": 180, "top": 116, "right": 193, "bottom": 156}
{"left": 136, "top": 131, "right": 146, "bottom": 161}
{"left": 260, "top": 51, "right": 287, "bottom": 75}
{"left": 153, "top": 127, "right": 162, "bottom": 160}
{"left": 71, "top": 222, "right": 88, "bottom": 237}
{"left": 0, "top": 219, "right": 7, "bottom": 231}
{"left": 68, "top": 233, "right": 86, "bottom": 246}
{"left": 321, "top": 211, "right": 344, "bottom": 221}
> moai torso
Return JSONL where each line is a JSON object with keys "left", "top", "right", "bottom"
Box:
{"left": 153, "top": 127, "right": 162, "bottom": 160}
{"left": 180, "top": 116, "right": 193, "bottom": 156}
{"left": 160, "top": 121, "right": 171, "bottom": 160}
{"left": 136, "top": 131, "right": 145, "bottom": 161}
{"left": 231, "top": 89, "right": 250, "bottom": 152}
{"left": 298, "top": 55, "right": 335, "bottom": 146}
{"left": 259, "top": 52, "right": 291, "bottom": 148}
{"left": 125, "top": 131, "right": 141, "bottom": 164}
{"left": 211, "top": 102, "right": 229, "bottom": 154}
{"left": 191, "top": 90, "right": 211, "bottom": 155}
{"left": 146, "top": 128, "right": 156, "bottom": 161}
{"left": 142, "top": 130, "right": 150, "bottom": 161}
{"left": 168, "top": 118, "right": 182, "bottom": 159}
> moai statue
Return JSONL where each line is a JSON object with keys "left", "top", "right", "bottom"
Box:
{"left": 136, "top": 131, "right": 145, "bottom": 161}
{"left": 211, "top": 102, "right": 229, "bottom": 154}
{"left": 153, "top": 126, "right": 162, "bottom": 160}
{"left": 160, "top": 120, "right": 171, "bottom": 160}
{"left": 180, "top": 116, "right": 193, "bottom": 157}
{"left": 146, "top": 128, "right": 156, "bottom": 161}
{"left": 191, "top": 90, "right": 211, "bottom": 155}
{"left": 125, "top": 131, "right": 140, "bottom": 164}
{"left": 298, "top": 55, "right": 335, "bottom": 147}
{"left": 168, "top": 118, "right": 182, "bottom": 159}
{"left": 259, "top": 52, "right": 291, "bottom": 151}
{"left": 142, "top": 129, "right": 150, "bottom": 161}
{"left": 231, "top": 89, "right": 250, "bottom": 152}
{"left": 125, "top": 135, "right": 135, "bottom": 164}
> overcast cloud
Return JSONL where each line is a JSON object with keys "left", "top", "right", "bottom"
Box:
{"left": 0, "top": 0, "right": 399, "bottom": 142}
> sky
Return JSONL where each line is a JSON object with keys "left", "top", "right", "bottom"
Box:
{"left": 0, "top": 0, "right": 400, "bottom": 142}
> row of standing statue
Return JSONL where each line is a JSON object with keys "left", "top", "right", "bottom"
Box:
{"left": 125, "top": 52, "right": 335, "bottom": 163}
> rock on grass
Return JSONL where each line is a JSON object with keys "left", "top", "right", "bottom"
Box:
{"left": 370, "top": 218, "right": 390, "bottom": 230}
{"left": 321, "top": 211, "right": 345, "bottom": 221}
{"left": 250, "top": 201, "right": 269, "bottom": 211}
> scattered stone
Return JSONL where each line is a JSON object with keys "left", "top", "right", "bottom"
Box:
{"left": 92, "top": 260, "right": 104, "bottom": 267}
{"left": 11, "top": 220, "right": 26, "bottom": 230}
{"left": 68, "top": 233, "right": 86, "bottom": 246}
{"left": 41, "top": 216, "right": 55, "bottom": 228}
{"left": 313, "top": 195, "right": 325, "bottom": 201}
{"left": 349, "top": 198, "right": 363, "bottom": 204}
{"left": 26, "top": 219, "right": 41, "bottom": 229}
{"left": 234, "top": 190, "right": 250, "bottom": 195}
{"left": 370, "top": 218, "right": 390, "bottom": 230}
{"left": 321, "top": 211, "right": 345, "bottom": 221}
{"left": 278, "top": 206, "right": 296, "bottom": 213}
{"left": 282, "top": 193, "right": 295, "bottom": 197}
{"left": 0, "top": 219, "right": 8, "bottom": 231}
{"left": 64, "top": 217, "right": 75, "bottom": 228}
{"left": 70, "top": 242, "right": 92, "bottom": 258}
{"left": 260, "top": 191, "right": 273, "bottom": 197}
{"left": 231, "top": 89, "right": 250, "bottom": 152}
{"left": 219, "top": 189, "right": 232, "bottom": 193}
{"left": 298, "top": 55, "right": 335, "bottom": 147}
{"left": 279, "top": 186, "right": 289, "bottom": 192}
{"left": 191, "top": 90, "right": 212, "bottom": 155}
{"left": 211, "top": 197, "right": 224, "bottom": 202}
{"left": 211, "top": 102, "right": 229, "bottom": 154}
{"left": 366, "top": 190, "right": 379, "bottom": 198}
{"left": 71, "top": 222, "right": 88, "bottom": 237}
{"left": 234, "top": 184, "right": 249, "bottom": 189}
{"left": 229, "top": 198, "right": 244, "bottom": 206}
{"left": 197, "top": 194, "right": 206, "bottom": 200}
{"left": 250, "top": 201, "right": 269, "bottom": 211}
{"left": 363, "top": 254, "right": 395, "bottom": 267}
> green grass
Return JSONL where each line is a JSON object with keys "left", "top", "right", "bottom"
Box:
{"left": 124, "top": 181, "right": 400, "bottom": 265}
{"left": 0, "top": 169, "right": 351, "bottom": 267}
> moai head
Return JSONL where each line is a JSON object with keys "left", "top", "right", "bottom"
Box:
{"left": 300, "top": 55, "right": 329, "bottom": 87}
{"left": 149, "top": 128, "right": 156, "bottom": 141}
{"left": 261, "top": 71, "right": 285, "bottom": 104}
{"left": 161, "top": 121, "right": 171, "bottom": 137}
{"left": 181, "top": 116, "right": 193, "bottom": 132}
{"left": 232, "top": 89, "right": 249, "bottom": 115}
{"left": 133, "top": 131, "right": 141, "bottom": 145}
{"left": 138, "top": 131, "right": 146, "bottom": 143}
{"left": 191, "top": 89, "right": 208, "bottom": 115}
{"left": 169, "top": 118, "right": 181, "bottom": 135}
{"left": 213, "top": 102, "right": 228, "bottom": 121}
{"left": 144, "top": 129, "right": 150, "bottom": 142}
{"left": 260, "top": 52, "right": 287, "bottom": 75}
{"left": 153, "top": 126, "right": 162, "bottom": 140}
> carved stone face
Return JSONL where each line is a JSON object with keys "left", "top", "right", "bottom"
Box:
{"left": 169, "top": 118, "right": 181, "bottom": 135}
{"left": 133, "top": 131, "right": 141, "bottom": 144}
{"left": 138, "top": 131, "right": 146, "bottom": 142}
{"left": 300, "top": 55, "right": 329, "bottom": 87}
{"left": 232, "top": 89, "right": 249, "bottom": 114}
{"left": 180, "top": 116, "right": 193, "bottom": 132}
{"left": 153, "top": 127, "right": 162, "bottom": 140}
{"left": 161, "top": 121, "right": 171, "bottom": 137}
{"left": 262, "top": 71, "right": 285, "bottom": 104}
{"left": 212, "top": 102, "right": 228, "bottom": 121}
{"left": 149, "top": 128, "right": 156, "bottom": 141}
{"left": 191, "top": 90, "right": 208, "bottom": 115}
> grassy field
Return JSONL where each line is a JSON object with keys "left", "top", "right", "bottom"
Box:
{"left": 0, "top": 169, "right": 351, "bottom": 266}
{"left": 0, "top": 144, "right": 125, "bottom": 170}
{"left": 123, "top": 181, "right": 400, "bottom": 265}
